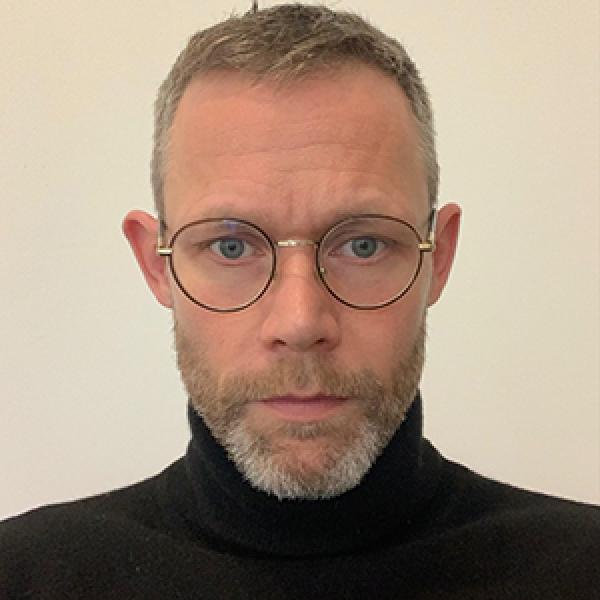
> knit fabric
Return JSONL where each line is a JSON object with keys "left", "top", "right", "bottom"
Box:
{"left": 1, "top": 396, "right": 599, "bottom": 599}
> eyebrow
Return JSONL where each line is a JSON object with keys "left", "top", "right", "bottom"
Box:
{"left": 161, "top": 199, "right": 430, "bottom": 236}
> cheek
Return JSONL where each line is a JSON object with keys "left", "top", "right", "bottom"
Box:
{"left": 173, "top": 296, "right": 260, "bottom": 370}
{"left": 340, "top": 288, "right": 427, "bottom": 372}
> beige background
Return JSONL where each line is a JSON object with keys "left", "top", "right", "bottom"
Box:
{"left": 1, "top": 0, "right": 598, "bottom": 519}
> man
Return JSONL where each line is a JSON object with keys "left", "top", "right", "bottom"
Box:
{"left": 1, "top": 3, "right": 598, "bottom": 598}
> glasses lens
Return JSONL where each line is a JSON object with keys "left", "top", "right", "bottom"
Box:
{"left": 319, "top": 216, "right": 422, "bottom": 308}
{"left": 170, "top": 220, "right": 273, "bottom": 311}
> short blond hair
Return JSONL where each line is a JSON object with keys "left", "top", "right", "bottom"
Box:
{"left": 152, "top": 3, "right": 438, "bottom": 220}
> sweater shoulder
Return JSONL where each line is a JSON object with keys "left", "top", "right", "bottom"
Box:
{"left": 430, "top": 451, "right": 600, "bottom": 542}
{"left": 0, "top": 458, "right": 197, "bottom": 599}
{"left": 443, "top": 455, "right": 599, "bottom": 511}
{"left": 0, "top": 457, "right": 185, "bottom": 554}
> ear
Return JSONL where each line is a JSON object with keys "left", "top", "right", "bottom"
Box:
{"left": 427, "top": 203, "right": 461, "bottom": 306}
{"left": 122, "top": 210, "right": 173, "bottom": 308}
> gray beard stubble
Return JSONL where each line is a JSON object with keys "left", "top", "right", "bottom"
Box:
{"left": 175, "top": 319, "right": 426, "bottom": 500}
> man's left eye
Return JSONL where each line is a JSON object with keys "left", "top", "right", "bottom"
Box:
{"left": 340, "top": 237, "right": 384, "bottom": 259}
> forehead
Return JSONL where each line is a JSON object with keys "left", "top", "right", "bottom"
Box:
{"left": 164, "top": 64, "right": 427, "bottom": 229}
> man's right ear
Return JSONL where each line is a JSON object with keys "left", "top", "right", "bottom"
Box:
{"left": 122, "top": 210, "right": 173, "bottom": 308}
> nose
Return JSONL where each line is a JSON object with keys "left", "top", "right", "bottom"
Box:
{"left": 258, "top": 249, "right": 341, "bottom": 354}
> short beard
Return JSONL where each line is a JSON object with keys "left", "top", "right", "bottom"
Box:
{"left": 175, "top": 320, "right": 425, "bottom": 500}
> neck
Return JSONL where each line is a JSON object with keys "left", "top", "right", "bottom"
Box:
{"left": 183, "top": 392, "right": 441, "bottom": 556}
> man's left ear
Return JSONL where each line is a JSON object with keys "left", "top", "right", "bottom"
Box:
{"left": 427, "top": 203, "right": 461, "bottom": 306}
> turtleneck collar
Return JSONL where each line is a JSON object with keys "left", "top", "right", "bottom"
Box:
{"left": 182, "top": 392, "right": 441, "bottom": 557}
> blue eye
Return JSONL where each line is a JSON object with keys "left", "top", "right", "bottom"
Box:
{"left": 341, "top": 237, "right": 383, "bottom": 258}
{"left": 211, "top": 238, "right": 249, "bottom": 259}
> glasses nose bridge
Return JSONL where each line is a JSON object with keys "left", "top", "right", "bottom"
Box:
{"left": 275, "top": 238, "right": 319, "bottom": 249}
{"left": 273, "top": 238, "right": 325, "bottom": 279}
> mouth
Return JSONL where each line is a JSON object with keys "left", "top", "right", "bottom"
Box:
{"left": 259, "top": 394, "right": 349, "bottom": 422}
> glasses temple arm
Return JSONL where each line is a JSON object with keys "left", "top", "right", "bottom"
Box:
{"left": 423, "top": 207, "right": 437, "bottom": 250}
{"left": 156, "top": 219, "right": 170, "bottom": 254}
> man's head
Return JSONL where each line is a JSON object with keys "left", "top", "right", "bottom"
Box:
{"left": 151, "top": 3, "right": 439, "bottom": 223}
{"left": 124, "top": 4, "right": 460, "bottom": 500}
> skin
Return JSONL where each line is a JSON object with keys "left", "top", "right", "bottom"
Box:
{"left": 124, "top": 64, "right": 460, "bottom": 477}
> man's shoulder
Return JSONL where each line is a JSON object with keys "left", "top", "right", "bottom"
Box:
{"left": 432, "top": 451, "right": 600, "bottom": 546}
{"left": 0, "top": 457, "right": 186, "bottom": 553}
{"left": 0, "top": 458, "right": 204, "bottom": 599}
{"left": 402, "top": 450, "right": 599, "bottom": 595}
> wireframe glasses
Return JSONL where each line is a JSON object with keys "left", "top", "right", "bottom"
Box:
{"left": 157, "top": 212, "right": 436, "bottom": 312}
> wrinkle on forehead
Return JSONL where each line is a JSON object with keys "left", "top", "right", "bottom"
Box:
{"left": 172, "top": 67, "right": 418, "bottom": 151}
{"left": 164, "top": 65, "right": 428, "bottom": 229}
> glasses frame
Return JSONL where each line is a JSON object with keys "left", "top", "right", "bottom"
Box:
{"left": 157, "top": 211, "right": 437, "bottom": 312}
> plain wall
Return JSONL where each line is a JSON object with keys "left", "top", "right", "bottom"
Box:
{"left": 1, "top": 0, "right": 598, "bottom": 519}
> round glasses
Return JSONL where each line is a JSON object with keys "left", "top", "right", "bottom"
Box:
{"left": 157, "top": 214, "right": 435, "bottom": 312}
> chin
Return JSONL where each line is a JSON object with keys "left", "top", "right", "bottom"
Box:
{"left": 223, "top": 414, "right": 387, "bottom": 500}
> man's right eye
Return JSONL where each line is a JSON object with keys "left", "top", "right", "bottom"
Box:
{"left": 210, "top": 238, "right": 252, "bottom": 260}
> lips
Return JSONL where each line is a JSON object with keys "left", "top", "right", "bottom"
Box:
{"left": 259, "top": 394, "right": 348, "bottom": 421}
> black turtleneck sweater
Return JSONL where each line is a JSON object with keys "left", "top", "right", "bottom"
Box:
{"left": 1, "top": 396, "right": 599, "bottom": 599}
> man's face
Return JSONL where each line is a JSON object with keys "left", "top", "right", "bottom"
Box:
{"left": 131, "top": 65, "right": 458, "bottom": 499}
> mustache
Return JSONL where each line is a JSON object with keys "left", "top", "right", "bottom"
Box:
{"left": 174, "top": 316, "right": 425, "bottom": 429}
{"left": 200, "top": 357, "right": 391, "bottom": 434}
{"left": 215, "top": 356, "right": 386, "bottom": 404}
